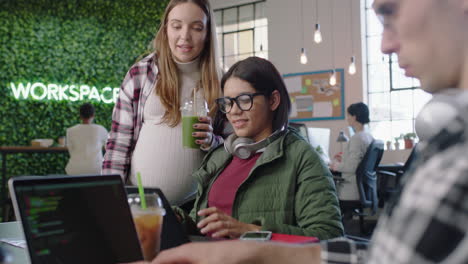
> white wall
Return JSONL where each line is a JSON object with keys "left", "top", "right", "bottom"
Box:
{"left": 212, "top": 0, "right": 365, "bottom": 157}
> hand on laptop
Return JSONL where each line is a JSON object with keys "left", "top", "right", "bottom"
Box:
{"left": 196, "top": 207, "right": 261, "bottom": 238}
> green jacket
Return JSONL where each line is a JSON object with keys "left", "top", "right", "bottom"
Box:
{"left": 184, "top": 129, "right": 343, "bottom": 240}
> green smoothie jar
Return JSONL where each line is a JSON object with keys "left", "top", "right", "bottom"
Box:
{"left": 181, "top": 91, "right": 208, "bottom": 149}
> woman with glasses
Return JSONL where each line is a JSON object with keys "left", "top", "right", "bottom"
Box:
{"left": 175, "top": 57, "right": 343, "bottom": 240}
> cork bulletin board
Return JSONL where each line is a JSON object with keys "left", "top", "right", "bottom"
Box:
{"left": 283, "top": 69, "right": 345, "bottom": 121}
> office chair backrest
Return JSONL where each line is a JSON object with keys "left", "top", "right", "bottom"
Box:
{"left": 403, "top": 144, "right": 418, "bottom": 172}
{"left": 355, "top": 140, "right": 384, "bottom": 214}
{"left": 377, "top": 144, "right": 418, "bottom": 208}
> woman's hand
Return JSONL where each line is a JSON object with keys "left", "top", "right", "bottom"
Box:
{"left": 197, "top": 207, "right": 261, "bottom": 238}
{"left": 333, "top": 152, "right": 343, "bottom": 162}
{"left": 192, "top": 116, "right": 213, "bottom": 148}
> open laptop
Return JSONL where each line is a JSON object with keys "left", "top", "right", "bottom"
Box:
{"left": 8, "top": 175, "right": 188, "bottom": 264}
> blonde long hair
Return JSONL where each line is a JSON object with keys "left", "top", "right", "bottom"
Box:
{"left": 154, "top": 0, "right": 222, "bottom": 127}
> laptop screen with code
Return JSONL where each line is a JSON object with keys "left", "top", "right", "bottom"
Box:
{"left": 9, "top": 175, "right": 142, "bottom": 264}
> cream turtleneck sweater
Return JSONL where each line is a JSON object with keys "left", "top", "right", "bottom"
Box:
{"left": 130, "top": 58, "right": 204, "bottom": 205}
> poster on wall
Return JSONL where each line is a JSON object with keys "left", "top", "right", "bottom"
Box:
{"left": 283, "top": 69, "right": 345, "bottom": 121}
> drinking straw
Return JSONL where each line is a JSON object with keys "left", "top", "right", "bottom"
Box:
{"left": 193, "top": 89, "right": 196, "bottom": 115}
{"left": 136, "top": 172, "right": 147, "bottom": 209}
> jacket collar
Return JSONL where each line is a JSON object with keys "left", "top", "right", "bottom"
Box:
{"left": 193, "top": 129, "right": 291, "bottom": 187}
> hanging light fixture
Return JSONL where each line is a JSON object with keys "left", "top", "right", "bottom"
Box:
{"left": 258, "top": 4, "right": 266, "bottom": 58}
{"left": 299, "top": 0, "right": 308, "bottom": 64}
{"left": 314, "top": 24, "right": 322, "bottom": 44}
{"left": 300, "top": 48, "right": 308, "bottom": 64}
{"left": 329, "top": 69, "right": 337, "bottom": 86}
{"left": 329, "top": 0, "right": 336, "bottom": 85}
{"left": 259, "top": 38, "right": 265, "bottom": 58}
{"left": 348, "top": 56, "right": 356, "bottom": 75}
{"left": 348, "top": 0, "right": 357, "bottom": 75}
{"left": 314, "top": 0, "right": 322, "bottom": 44}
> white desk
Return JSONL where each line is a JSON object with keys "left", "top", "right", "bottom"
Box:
{"left": 381, "top": 149, "right": 412, "bottom": 164}
{"left": 0, "top": 221, "right": 29, "bottom": 264}
{"left": 0, "top": 221, "right": 220, "bottom": 264}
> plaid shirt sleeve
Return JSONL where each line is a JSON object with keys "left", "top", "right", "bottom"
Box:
{"left": 199, "top": 134, "right": 224, "bottom": 151}
{"left": 320, "top": 237, "right": 369, "bottom": 263}
{"left": 102, "top": 67, "right": 141, "bottom": 179}
{"left": 320, "top": 112, "right": 468, "bottom": 264}
{"left": 320, "top": 145, "right": 468, "bottom": 264}
{"left": 366, "top": 142, "right": 468, "bottom": 264}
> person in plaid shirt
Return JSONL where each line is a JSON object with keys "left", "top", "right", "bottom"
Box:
{"left": 130, "top": 0, "right": 468, "bottom": 263}
{"left": 102, "top": 0, "right": 225, "bottom": 205}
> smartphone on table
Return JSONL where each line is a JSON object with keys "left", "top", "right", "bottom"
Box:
{"left": 239, "top": 231, "right": 272, "bottom": 241}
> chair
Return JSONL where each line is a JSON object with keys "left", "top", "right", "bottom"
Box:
{"left": 377, "top": 146, "right": 417, "bottom": 208}
{"left": 339, "top": 140, "right": 384, "bottom": 235}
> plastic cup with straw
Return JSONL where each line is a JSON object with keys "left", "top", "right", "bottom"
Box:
{"left": 136, "top": 172, "right": 147, "bottom": 209}
{"left": 129, "top": 172, "right": 166, "bottom": 260}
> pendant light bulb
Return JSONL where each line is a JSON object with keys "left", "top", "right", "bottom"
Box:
{"left": 300, "top": 48, "right": 308, "bottom": 64}
{"left": 329, "top": 70, "right": 337, "bottom": 86}
{"left": 314, "top": 24, "right": 322, "bottom": 44}
{"left": 348, "top": 56, "right": 356, "bottom": 75}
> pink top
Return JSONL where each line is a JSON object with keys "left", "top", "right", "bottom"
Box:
{"left": 207, "top": 153, "right": 262, "bottom": 215}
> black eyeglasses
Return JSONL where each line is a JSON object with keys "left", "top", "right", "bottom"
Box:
{"left": 215, "top": 92, "right": 266, "bottom": 114}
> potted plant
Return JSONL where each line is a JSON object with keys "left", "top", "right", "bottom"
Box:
{"left": 315, "top": 145, "right": 330, "bottom": 164}
{"left": 403, "top": 132, "right": 417, "bottom": 149}
{"left": 394, "top": 134, "right": 403, "bottom": 150}
{"left": 386, "top": 140, "right": 393, "bottom": 150}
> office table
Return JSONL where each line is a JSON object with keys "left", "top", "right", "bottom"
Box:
{"left": 378, "top": 163, "right": 405, "bottom": 173}
{"left": 0, "top": 221, "right": 29, "bottom": 264}
{"left": 0, "top": 146, "right": 68, "bottom": 221}
{"left": 0, "top": 221, "right": 233, "bottom": 264}
{"left": 0, "top": 221, "right": 319, "bottom": 264}
{"left": 1, "top": 221, "right": 202, "bottom": 264}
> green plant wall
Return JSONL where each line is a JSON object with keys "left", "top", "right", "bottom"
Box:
{"left": 0, "top": 0, "right": 168, "bottom": 179}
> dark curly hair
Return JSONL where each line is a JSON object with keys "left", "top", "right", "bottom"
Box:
{"left": 347, "top": 102, "right": 370, "bottom": 124}
{"left": 79, "top": 103, "right": 95, "bottom": 119}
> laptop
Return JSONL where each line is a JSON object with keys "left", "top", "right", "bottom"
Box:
{"left": 8, "top": 174, "right": 186, "bottom": 264}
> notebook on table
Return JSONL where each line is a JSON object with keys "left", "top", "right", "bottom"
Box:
{"left": 271, "top": 233, "right": 319, "bottom": 244}
{"left": 8, "top": 175, "right": 181, "bottom": 264}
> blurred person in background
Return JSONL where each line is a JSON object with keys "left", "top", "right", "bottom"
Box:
{"left": 330, "top": 102, "right": 374, "bottom": 203}
{"left": 66, "top": 103, "right": 108, "bottom": 175}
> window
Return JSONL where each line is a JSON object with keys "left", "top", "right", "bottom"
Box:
{"left": 364, "top": 0, "right": 431, "bottom": 146}
{"left": 214, "top": 1, "right": 268, "bottom": 72}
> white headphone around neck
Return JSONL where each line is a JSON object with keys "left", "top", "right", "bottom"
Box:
{"left": 415, "top": 89, "right": 468, "bottom": 142}
{"left": 224, "top": 128, "right": 286, "bottom": 159}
